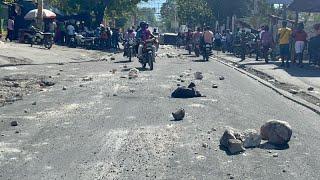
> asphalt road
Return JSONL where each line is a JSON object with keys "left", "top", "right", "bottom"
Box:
{"left": 0, "top": 45, "right": 319, "bottom": 180}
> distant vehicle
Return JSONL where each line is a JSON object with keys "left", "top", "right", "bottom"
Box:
{"left": 139, "top": 39, "right": 155, "bottom": 70}
{"left": 29, "top": 26, "right": 53, "bottom": 49}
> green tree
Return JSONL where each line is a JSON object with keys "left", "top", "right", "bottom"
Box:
{"left": 160, "top": 0, "right": 177, "bottom": 32}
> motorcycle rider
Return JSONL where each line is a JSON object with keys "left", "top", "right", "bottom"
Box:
{"left": 136, "top": 21, "right": 155, "bottom": 60}
{"left": 202, "top": 26, "right": 214, "bottom": 48}
{"left": 193, "top": 27, "right": 202, "bottom": 46}
{"left": 123, "top": 28, "right": 136, "bottom": 56}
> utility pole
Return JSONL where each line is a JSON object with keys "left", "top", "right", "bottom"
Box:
{"left": 37, "top": 0, "right": 43, "bottom": 30}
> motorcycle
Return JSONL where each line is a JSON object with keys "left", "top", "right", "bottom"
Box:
{"left": 30, "top": 26, "right": 53, "bottom": 49}
{"left": 194, "top": 40, "right": 201, "bottom": 57}
{"left": 68, "top": 35, "right": 77, "bottom": 48}
{"left": 139, "top": 39, "right": 155, "bottom": 70}
{"left": 124, "top": 38, "right": 136, "bottom": 62}
{"left": 202, "top": 43, "right": 212, "bottom": 61}
{"left": 187, "top": 42, "right": 193, "bottom": 55}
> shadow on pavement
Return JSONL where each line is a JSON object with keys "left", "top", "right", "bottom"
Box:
{"left": 259, "top": 142, "right": 290, "bottom": 150}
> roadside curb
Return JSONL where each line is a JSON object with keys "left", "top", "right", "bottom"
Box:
{"left": 214, "top": 56, "right": 320, "bottom": 115}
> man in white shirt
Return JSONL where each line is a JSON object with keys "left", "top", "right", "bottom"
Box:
{"left": 66, "top": 24, "right": 75, "bottom": 44}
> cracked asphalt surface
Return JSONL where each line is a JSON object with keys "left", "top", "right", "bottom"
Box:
{"left": 0, "top": 45, "right": 319, "bottom": 180}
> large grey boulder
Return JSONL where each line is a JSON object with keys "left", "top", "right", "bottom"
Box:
{"left": 260, "top": 120, "right": 292, "bottom": 145}
{"left": 243, "top": 129, "right": 262, "bottom": 148}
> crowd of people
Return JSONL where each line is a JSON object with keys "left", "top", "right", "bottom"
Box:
{"left": 177, "top": 21, "right": 320, "bottom": 68}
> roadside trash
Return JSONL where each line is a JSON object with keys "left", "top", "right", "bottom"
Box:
{"left": 172, "top": 108, "right": 185, "bottom": 121}
{"left": 194, "top": 72, "right": 203, "bottom": 80}
{"left": 171, "top": 83, "right": 202, "bottom": 98}
{"left": 10, "top": 121, "right": 18, "bottom": 126}
{"left": 261, "top": 120, "right": 292, "bottom": 146}
{"left": 128, "top": 68, "right": 139, "bottom": 79}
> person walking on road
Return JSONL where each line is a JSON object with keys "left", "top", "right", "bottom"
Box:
{"left": 261, "top": 25, "right": 274, "bottom": 64}
{"left": 292, "top": 23, "right": 308, "bottom": 67}
{"left": 5, "top": 17, "right": 14, "bottom": 42}
{"left": 277, "top": 21, "right": 292, "bottom": 68}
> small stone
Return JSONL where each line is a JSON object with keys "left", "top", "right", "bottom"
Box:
{"left": 243, "top": 129, "right": 262, "bottom": 148}
{"left": 15, "top": 130, "right": 19, "bottom": 134}
{"left": 282, "top": 169, "right": 286, "bottom": 173}
{"left": 308, "top": 87, "right": 314, "bottom": 91}
{"left": 82, "top": 77, "right": 93, "bottom": 81}
{"left": 202, "top": 143, "right": 208, "bottom": 148}
{"left": 289, "top": 89, "right": 298, "bottom": 94}
{"left": 194, "top": 72, "right": 203, "bottom": 80}
{"left": 227, "top": 139, "right": 245, "bottom": 154}
{"left": 110, "top": 57, "right": 116, "bottom": 61}
{"left": 180, "top": 80, "right": 185, "bottom": 83}
{"left": 212, "top": 84, "right": 218, "bottom": 88}
{"left": 261, "top": 120, "right": 292, "bottom": 145}
{"left": 229, "top": 176, "right": 234, "bottom": 179}
{"left": 113, "top": 94, "right": 118, "bottom": 97}
{"left": 57, "top": 73, "right": 61, "bottom": 75}
{"left": 273, "top": 153, "right": 279, "bottom": 157}
{"left": 111, "top": 69, "right": 117, "bottom": 74}
{"left": 219, "top": 76, "right": 225, "bottom": 80}
{"left": 62, "top": 86, "right": 67, "bottom": 90}
{"left": 220, "top": 128, "right": 237, "bottom": 148}
{"left": 59, "top": 69, "right": 63, "bottom": 72}
{"left": 32, "top": 101, "right": 37, "bottom": 105}
{"left": 10, "top": 121, "right": 18, "bottom": 126}
{"left": 79, "top": 84, "right": 84, "bottom": 87}
{"left": 49, "top": 76, "right": 52, "bottom": 78}
{"left": 24, "top": 110, "right": 28, "bottom": 113}
{"left": 58, "top": 63, "right": 64, "bottom": 65}
{"left": 129, "top": 89, "right": 135, "bottom": 93}
{"left": 172, "top": 108, "right": 185, "bottom": 121}
{"left": 177, "top": 84, "right": 181, "bottom": 87}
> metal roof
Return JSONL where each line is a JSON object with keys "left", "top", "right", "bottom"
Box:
{"left": 288, "top": 0, "right": 320, "bottom": 12}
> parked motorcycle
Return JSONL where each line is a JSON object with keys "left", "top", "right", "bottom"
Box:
{"left": 202, "top": 43, "right": 212, "bottom": 61}
{"left": 68, "top": 35, "right": 77, "bottom": 48}
{"left": 139, "top": 39, "right": 155, "bottom": 70}
{"left": 124, "top": 38, "right": 136, "bottom": 62}
{"left": 30, "top": 26, "right": 53, "bottom": 49}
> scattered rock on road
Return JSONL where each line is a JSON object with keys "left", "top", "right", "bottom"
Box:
{"left": 171, "top": 83, "right": 202, "bottom": 98}
{"left": 82, "top": 77, "right": 93, "bottom": 81}
{"left": 228, "top": 139, "right": 245, "bottom": 154}
{"left": 308, "top": 87, "right": 314, "bottom": 91}
{"left": 243, "top": 129, "right": 262, "bottom": 148}
{"left": 172, "top": 108, "right": 185, "bottom": 121}
{"left": 32, "top": 101, "right": 37, "bottom": 105}
{"left": 194, "top": 72, "right": 203, "bottom": 80}
{"left": 289, "top": 89, "right": 298, "bottom": 94}
{"left": 219, "top": 76, "right": 225, "bottom": 80}
{"left": 39, "top": 80, "right": 55, "bottom": 87}
{"left": 10, "top": 121, "right": 18, "bottom": 126}
{"left": 128, "top": 68, "right": 139, "bottom": 79}
{"left": 212, "top": 84, "right": 218, "bottom": 88}
{"left": 260, "top": 120, "right": 292, "bottom": 145}
{"left": 62, "top": 86, "right": 67, "bottom": 90}
{"left": 220, "top": 128, "right": 237, "bottom": 148}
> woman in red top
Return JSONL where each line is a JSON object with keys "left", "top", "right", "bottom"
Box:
{"left": 292, "top": 23, "right": 308, "bottom": 67}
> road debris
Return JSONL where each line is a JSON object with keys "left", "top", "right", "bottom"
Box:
{"left": 194, "top": 72, "right": 203, "bottom": 80}
{"left": 219, "top": 76, "right": 225, "bottom": 80}
{"left": 261, "top": 120, "right": 292, "bottom": 146}
{"left": 39, "top": 80, "right": 55, "bottom": 87}
{"left": 62, "top": 86, "right": 67, "bottom": 90}
{"left": 243, "top": 129, "right": 262, "bottom": 148}
{"left": 308, "top": 87, "right": 314, "bottom": 91}
{"left": 212, "top": 84, "right": 218, "bottom": 88}
{"left": 128, "top": 68, "right": 139, "bottom": 79}
{"left": 289, "top": 89, "right": 298, "bottom": 94}
{"left": 172, "top": 108, "right": 185, "bottom": 121}
{"left": 10, "top": 121, "right": 18, "bottom": 126}
{"left": 82, "top": 76, "right": 93, "bottom": 81}
{"left": 171, "top": 83, "right": 202, "bottom": 98}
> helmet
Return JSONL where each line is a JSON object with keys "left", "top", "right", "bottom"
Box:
{"left": 140, "top": 21, "right": 147, "bottom": 29}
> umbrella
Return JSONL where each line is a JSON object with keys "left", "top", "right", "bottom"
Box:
{"left": 24, "top": 9, "right": 56, "bottom": 20}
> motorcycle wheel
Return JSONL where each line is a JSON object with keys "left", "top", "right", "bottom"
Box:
{"left": 148, "top": 53, "right": 154, "bottom": 71}
{"left": 44, "top": 39, "right": 53, "bottom": 49}
{"left": 128, "top": 49, "right": 132, "bottom": 62}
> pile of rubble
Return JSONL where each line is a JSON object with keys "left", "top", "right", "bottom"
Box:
{"left": 220, "top": 120, "right": 292, "bottom": 154}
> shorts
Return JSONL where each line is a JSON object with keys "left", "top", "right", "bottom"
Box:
{"left": 295, "top": 41, "right": 305, "bottom": 54}
{"left": 279, "top": 44, "right": 290, "bottom": 57}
